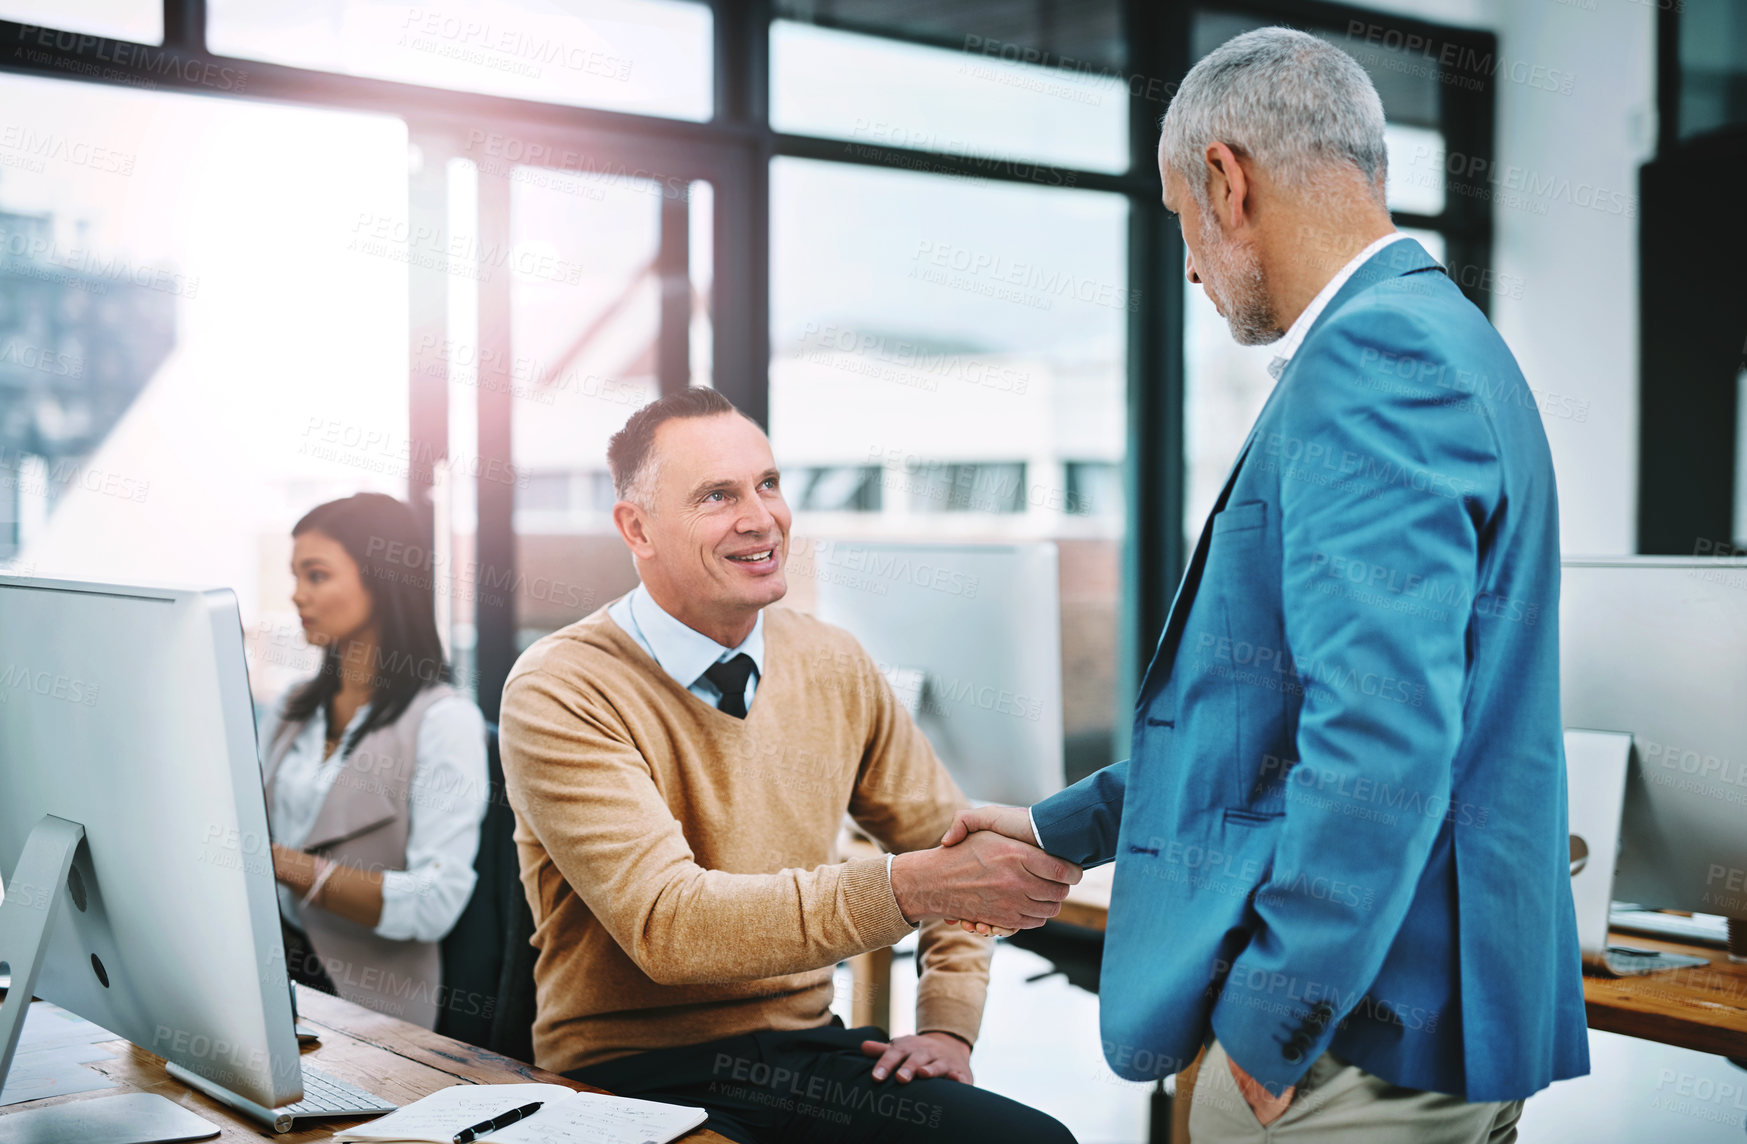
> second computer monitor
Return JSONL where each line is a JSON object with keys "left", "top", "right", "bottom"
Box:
{"left": 811, "top": 541, "right": 1065, "bottom": 806}
{"left": 1560, "top": 556, "right": 1747, "bottom": 920}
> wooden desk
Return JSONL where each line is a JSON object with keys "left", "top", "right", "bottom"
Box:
{"left": 1581, "top": 933, "right": 1747, "bottom": 1058}
{"left": 10, "top": 988, "right": 732, "bottom": 1143}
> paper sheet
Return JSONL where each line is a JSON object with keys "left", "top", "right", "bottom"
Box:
{"left": 334, "top": 1083, "right": 575, "bottom": 1141}
{"left": 334, "top": 1083, "right": 706, "bottom": 1144}
{"left": 493, "top": 1091, "right": 707, "bottom": 1144}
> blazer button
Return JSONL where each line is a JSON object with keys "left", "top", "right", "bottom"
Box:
{"left": 1312, "top": 1002, "right": 1334, "bottom": 1017}
{"left": 1288, "top": 1033, "right": 1313, "bottom": 1051}
{"left": 1282, "top": 1046, "right": 1304, "bottom": 1064}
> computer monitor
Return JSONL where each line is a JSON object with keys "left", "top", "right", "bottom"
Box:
{"left": 1560, "top": 557, "right": 1747, "bottom": 926}
{"left": 0, "top": 574, "right": 302, "bottom": 1139}
{"left": 810, "top": 541, "right": 1065, "bottom": 806}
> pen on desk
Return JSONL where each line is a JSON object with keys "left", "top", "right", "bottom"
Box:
{"left": 452, "top": 1100, "right": 543, "bottom": 1144}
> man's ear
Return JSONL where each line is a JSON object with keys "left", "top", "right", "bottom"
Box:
{"left": 1203, "top": 140, "right": 1253, "bottom": 233}
{"left": 613, "top": 500, "right": 656, "bottom": 560}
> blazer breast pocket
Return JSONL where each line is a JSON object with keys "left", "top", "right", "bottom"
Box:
{"left": 1205, "top": 499, "right": 1272, "bottom": 605}
{"left": 1211, "top": 500, "right": 1267, "bottom": 536}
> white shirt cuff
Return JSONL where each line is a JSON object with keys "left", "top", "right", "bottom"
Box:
{"left": 1028, "top": 808, "right": 1045, "bottom": 850}
{"left": 374, "top": 868, "right": 428, "bottom": 940}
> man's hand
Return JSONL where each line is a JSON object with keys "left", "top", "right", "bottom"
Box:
{"left": 938, "top": 804, "right": 1036, "bottom": 848}
{"left": 889, "top": 830, "right": 1081, "bottom": 931}
{"left": 859, "top": 1032, "right": 973, "bottom": 1084}
{"left": 938, "top": 805, "right": 1048, "bottom": 936}
{"left": 1229, "top": 1053, "right": 1294, "bottom": 1127}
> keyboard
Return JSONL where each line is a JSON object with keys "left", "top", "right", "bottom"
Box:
{"left": 281, "top": 1065, "right": 399, "bottom": 1122}
{"left": 166, "top": 1060, "right": 397, "bottom": 1133}
{"left": 1605, "top": 945, "right": 1708, "bottom": 974}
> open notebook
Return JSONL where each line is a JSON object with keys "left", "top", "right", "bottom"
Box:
{"left": 331, "top": 1083, "right": 707, "bottom": 1144}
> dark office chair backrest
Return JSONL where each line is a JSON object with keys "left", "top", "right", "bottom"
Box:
{"left": 437, "top": 722, "right": 538, "bottom": 1063}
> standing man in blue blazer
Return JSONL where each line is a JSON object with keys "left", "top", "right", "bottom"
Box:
{"left": 941, "top": 27, "right": 1589, "bottom": 1141}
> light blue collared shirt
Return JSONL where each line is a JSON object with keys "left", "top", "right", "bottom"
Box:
{"left": 607, "top": 583, "right": 765, "bottom": 713}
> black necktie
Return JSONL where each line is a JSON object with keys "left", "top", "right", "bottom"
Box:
{"left": 702, "top": 653, "right": 756, "bottom": 718}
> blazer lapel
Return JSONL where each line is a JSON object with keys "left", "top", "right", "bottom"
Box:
{"left": 301, "top": 767, "right": 398, "bottom": 852}
{"left": 1136, "top": 238, "right": 1445, "bottom": 706}
{"left": 291, "top": 718, "right": 400, "bottom": 852}
{"left": 260, "top": 717, "right": 300, "bottom": 809}
{"left": 1135, "top": 402, "right": 1271, "bottom": 705}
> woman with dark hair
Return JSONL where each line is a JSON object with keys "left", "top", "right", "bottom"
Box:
{"left": 263, "top": 492, "right": 487, "bottom": 1029}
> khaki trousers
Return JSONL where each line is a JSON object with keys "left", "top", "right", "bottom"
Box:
{"left": 1188, "top": 1039, "right": 1523, "bottom": 1143}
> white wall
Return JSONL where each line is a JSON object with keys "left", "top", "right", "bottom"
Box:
{"left": 1481, "top": 0, "right": 1655, "bottom": 555}
{"left": 1348, "top": 0, "right": 1654, "bottom": 554}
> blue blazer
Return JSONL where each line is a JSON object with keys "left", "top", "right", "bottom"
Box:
{"left": 1034, "top": 240, "right": 1589, "bottom": 1103}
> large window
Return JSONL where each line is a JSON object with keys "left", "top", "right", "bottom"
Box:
{"left": 770, "top": 154, "right": 1130, "bottom": 781}
{"left": 504, "top": 164, "right": 710, "bottom": 650}
{"left": 0, "top": 0, "right": 1493, "bottom": 765}
{"left": 0, "top": 71, "right": 408, "bottom": 713}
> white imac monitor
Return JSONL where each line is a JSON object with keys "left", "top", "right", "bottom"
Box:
{"left": 811, "top": 541, "right": 1065, "bottom": 806}
{"left": 1560, "top": 557, "right": 1747, "bottom": 923}
{"left": 0, "top": 574, "right": 303, "bottom": 1140}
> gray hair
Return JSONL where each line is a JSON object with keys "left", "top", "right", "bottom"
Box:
{"left": 607, "top": 386, "right": 751, "bottom": 511}
{"left": 1162, "top": 27, "right": 1387, "bottom": 209}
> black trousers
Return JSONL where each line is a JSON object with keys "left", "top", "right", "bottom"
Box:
{"left": 567, "top": 1021, "right": 1078, "bottom": 1144}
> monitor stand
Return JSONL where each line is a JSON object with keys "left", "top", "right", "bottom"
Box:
{"left": 0, "top": 814, "right": 219, "bottom": 1143}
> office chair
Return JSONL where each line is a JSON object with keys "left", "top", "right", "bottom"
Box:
{"left": 436, "top": 722, "right": 539, "bottom": 1064}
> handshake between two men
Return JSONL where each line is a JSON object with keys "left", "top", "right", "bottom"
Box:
{"left": 887, "top": 805, "right": 1071, "bottom": 936}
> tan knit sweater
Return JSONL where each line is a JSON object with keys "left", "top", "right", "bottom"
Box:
{"left": 498, "top": 603, "right": 992, "bottom": 1074}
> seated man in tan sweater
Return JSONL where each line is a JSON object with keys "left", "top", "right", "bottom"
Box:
{"left": 498, "top": 387, "right": 1080, "bottom": 1144}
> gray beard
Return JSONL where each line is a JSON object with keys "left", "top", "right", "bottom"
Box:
{"left": 1202, "top": 224, "right": 1283, "bottom": 347}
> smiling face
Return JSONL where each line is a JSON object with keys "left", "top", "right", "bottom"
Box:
{"left": 290, "top": 529, "right": 375, "bottom": 648}
{"left": 1161, "top": 140, "right": 1281, "bottom": 347}
{"left": 615, "top": 412, "right": 791, "bottom": 644}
